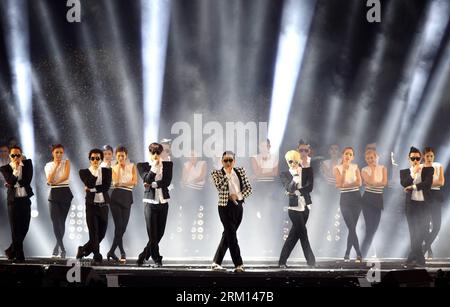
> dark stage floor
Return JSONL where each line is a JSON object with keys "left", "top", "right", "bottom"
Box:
{"left": 1, "top": 257, "right": 450, "bottom": 288}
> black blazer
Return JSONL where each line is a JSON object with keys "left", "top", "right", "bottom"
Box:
{"left": 400, "top": 166, "right": 433, "bottom": 202}
{"left": 0, "top": 159, "right": 34, "bottom": 203}
{"left": 280, "top": 167, "right": 313, "bottom": 207}
{"left": 137, "top": 161, "right": 173, "bottom": 201}
{"left": 79, "top": 167, "right": 112, "bottom": 205}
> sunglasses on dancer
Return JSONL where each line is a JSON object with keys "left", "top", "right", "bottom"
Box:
{"left": 410, "top": 157, "right": 421, "bottom": 161}
{"left": 298, "top": 149, "right": 309, "bottom": 153}
{"left": 90, "top": 156, "right": 101, "bottom": 161}
{"left": 223, "top": 158, "right": 234, "bottom": 163}
{"left": 288, "top": 160, "right": 299, "bottom": 165}
{"left": 10, "top": 154, "right": 21, "bottom": 158}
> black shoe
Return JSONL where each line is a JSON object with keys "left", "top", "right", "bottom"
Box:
{"left": 120, "top": 253, "right": 126, "bottom": 264}
{"left": 427, "top": 248, "right": 433, "bottom": 260}
{"left": 153, "top": 256, "right": 163, "bottom": 268}
{"left": 344, "top": 254, "right": 350, "bottom": 262}
{"left": 13, "top": 251, "right": 25, "bottom": 263}
{"left": 52, "top": 245, "right": 59, "bottom": 257}
{"left": 355, "top": 255, "right": 363, "bottom": 263}
{"left": 13, "top": 257, "right": 25, "bottom": 263}
{"left": 76, "top": 246, "right": 84, "bottom": 259}
{"left": 60, "top": 250, "right": 66, "bottom": 259}
{"left": 107, "top": 251, "right": 119, "bottom": 262}
{"left": 4, "top": 247, "right": 15, "bottom": 260}
{"left": 137, "top": 251, "right": 146, "bottom": 266}
{"left": 279, "top": 264, "right": 288, "bottom": 269}
{"left": 93, "top": 253, "right": 103, "bottom": 264}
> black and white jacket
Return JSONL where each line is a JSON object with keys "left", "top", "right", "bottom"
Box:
{"left": 79, "top": 167, "right": 112, "bottom": 205}
{"left": 137, "top": 161, "right": 173, "bottom": 201}
{"left": 280, "top": 167, "right": 313, "bottom": 207}
{"left": 211, "top": 167, "right": 252, "bottom": 206}
{"left": 400, "top": 166, "right": 433, "bottom": 203}
{"left": 0, "top": 159, "right": 34, "bottom": 203}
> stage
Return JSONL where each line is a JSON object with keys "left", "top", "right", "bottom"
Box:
{"left": 1, "top": 257, "right": 450, "bottom": 288}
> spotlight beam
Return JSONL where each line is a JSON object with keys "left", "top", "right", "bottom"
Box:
{"left": 267, "top": 0, "right": 316, "bottom": 151}
{"left": 141, "top": 0, "right": 171, "bottom": 156}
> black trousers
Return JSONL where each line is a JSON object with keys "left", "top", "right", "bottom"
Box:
{"left": 83, "top": 203, "right": 109, "bottom": 258}
{"left": 213, "top": 201, "right": 243, "bottom": 267}
{"left": 7, "top": 197, "right": 31, "bottom": 259}
{"left": 406, "top": 200, "right": 429, "bottom": 264}
{"left": 279, "top": 208, "right": 315, "bottom": 266}
{"left": 361, "top": 192, "right": 383, "bottom": 258}
{"left": 144, "top": 202, "right": 169, "bottom": 262}
{"left": 49, "top": 200, "right": 71, "bottom": 251}
{"left": 109, "top": 190, "right": 132, "bottom": 255}
{"left": 424, "top": 190, "right": 442, "bottom": 252}
{"left": 340, "top": 191, "right": 362, "bottom": 256}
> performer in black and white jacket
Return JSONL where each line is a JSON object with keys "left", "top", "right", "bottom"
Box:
{"left": 278, "top": 150, "right": 316, "bottom": 268}
{"left": 136, "top": 143, "right": 173, "bottom": 267}
{"left": 210, "top": 151, "right": 252, "bottom": 273}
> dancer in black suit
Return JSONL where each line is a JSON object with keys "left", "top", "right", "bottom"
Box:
{"left": 0, "top": 146, "right": 34, "bottom": 262}
{"left": 400, "top": 147, "right": 433, "bottom": 266}
{"left": 76, "top": 148, "right": 112, "bottom": 263}
{"left": 278, "top": 150, "right": 316, "bottom": 268}
{"left": 136, "top": 143, "right": 173, "bottom": 267}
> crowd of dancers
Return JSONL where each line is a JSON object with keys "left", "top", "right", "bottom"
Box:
{"left": 0, "top": 138, "right": 446, "bottom": 271}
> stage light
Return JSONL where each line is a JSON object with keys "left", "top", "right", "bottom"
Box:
{"left": 383, "top": 0, "right": 450, "bottom": 158}
{"left": 352, "top": 2, "right": 393, "bottom": 149}
{"left": 141, "top": 0, "right": 171, "bottom": 155}
{"left": 2, "top": 0, "right": 35, "bottom": 201}
{"left": 267, "top": 0, "right": 316, "bottom": 151}
{"left": 31, "top": 210, "right": 39, "bottom": 218}
{"left": 413, "top": 20, "right": 450, "bottom": 145}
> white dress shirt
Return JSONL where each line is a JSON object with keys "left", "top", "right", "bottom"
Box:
{"left": 226, "top": 169, "right": 243, "bottom": 201}
{"left": 144, "top": 161, "right": 168, "bottom": 204}
{"left": 289, "top": 168, "right": 311, "bottom": 212}
{"left": 410, "top": 166, "right": 425, "bottom": 202}
{"left": 89, "top": 166, "right": 105, "bottom": 203}
{"left": 10, "top": 161, "right": 27, "bottom": 198}
{"left": 45, "top": 160, "right": 70, "bottom": 186}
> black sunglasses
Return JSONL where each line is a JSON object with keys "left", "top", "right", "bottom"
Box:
{"left": 298, "top": 149, "right": 309, "bottom": 153}
{"left": 288, "top": 160, "right": 299, "bottom": 165}
{"left": 410, "top": 157, "right": 421, "bottom": 161}
{"left": 90, "top": 157, "right": 101, "bottom": 161}
{"left": 223, "top": 158, "right": 234, "bottom": 163}
{"left": 10, "top": 154, "right": 21, "bottom": 158}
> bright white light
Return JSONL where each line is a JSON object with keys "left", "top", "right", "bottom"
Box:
{"left": 31, "top": 210, "right": 39, "bottom": 218}
{"left": 141, "top": 0, "right": 171, "bottom": 155}
{"left": 267, "top": 0, "right": 316, "bottom": 151}
{"left": 2, "top": 0, "right": 34, "bottom": 159}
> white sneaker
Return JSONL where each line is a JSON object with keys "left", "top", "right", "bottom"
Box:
{"left": 211, "top": 263, "right": 226, "bottom": 271}
{"left": 234, "top": 265, "right": 245, "bottom": 273}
